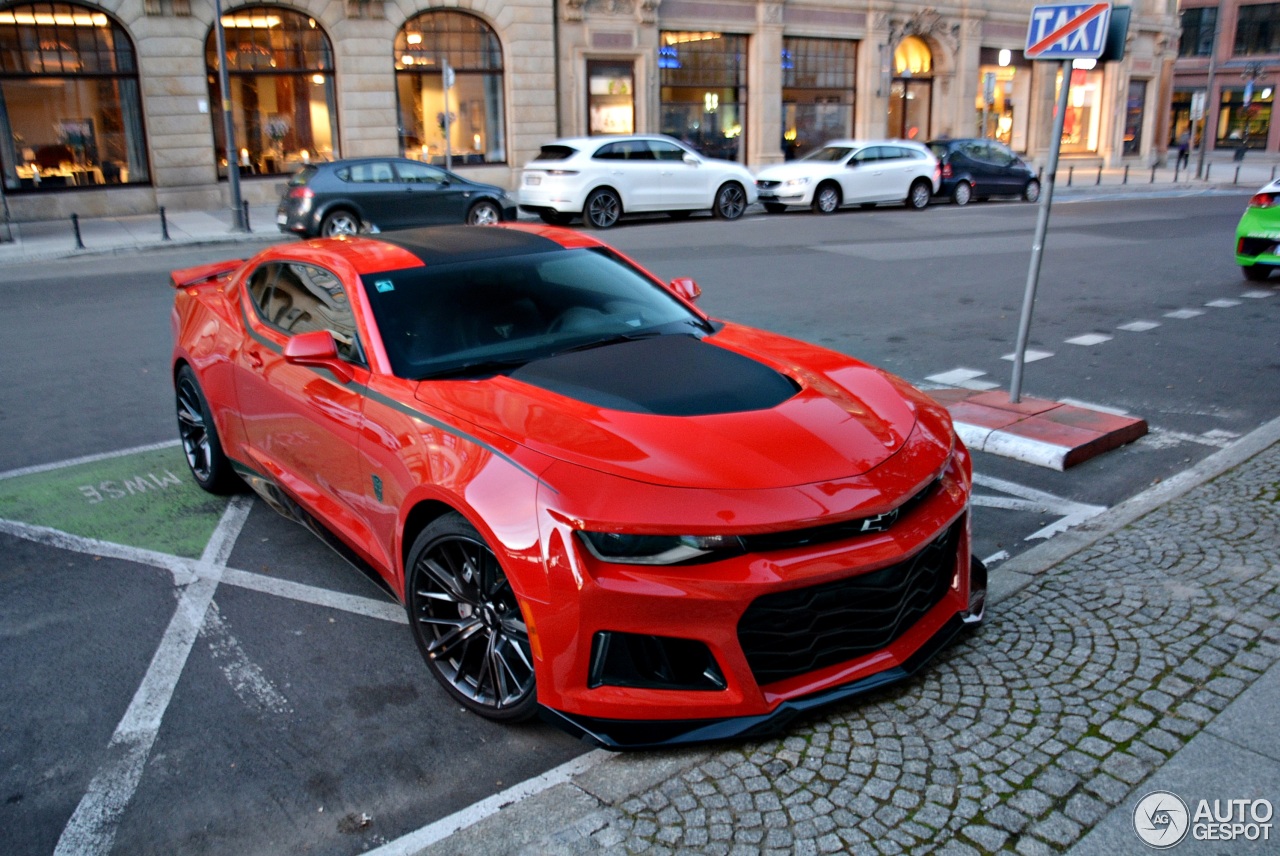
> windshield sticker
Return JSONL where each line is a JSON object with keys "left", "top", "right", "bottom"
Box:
{"left": 375, "top": 279, "right": 395, "bottom": 293}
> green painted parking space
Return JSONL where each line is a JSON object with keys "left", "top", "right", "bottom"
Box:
{"left": 0, "top": 445, "right": 229, "bottom": 558}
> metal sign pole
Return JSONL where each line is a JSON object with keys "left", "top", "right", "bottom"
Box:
{"left": 1009, "top": 59, "right": 1073, "bottom": 403}
{"left": 214, "top": 0, "right": 246, "bottom": 232}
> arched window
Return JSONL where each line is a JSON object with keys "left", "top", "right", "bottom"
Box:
{"left": 890, "top": 36, "right": 932, "bottom": 140}
{"left": 206, "top": 6, "right": 338, "bottom": 177}
{"left": 0, "top": 2, "right": 149, "bottom": 191}
{"left": 394, "top": 10, "right": 505, "bottom": 165}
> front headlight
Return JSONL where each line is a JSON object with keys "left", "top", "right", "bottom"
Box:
{"left": 578, "top": 532, "right": 745, "bottom": 565}
{"left": 784, "top": 177, "right": 811, "bottom": 188}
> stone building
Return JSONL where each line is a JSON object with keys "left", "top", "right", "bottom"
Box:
{"left": 0, "top": 0, "right": 1178, "bottom": 222}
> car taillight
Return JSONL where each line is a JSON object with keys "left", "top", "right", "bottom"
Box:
{"left": 1249, "top": 192, "right": 1277, "bottom": 208}
{"left": 288, "top": 187, "right": 314, "bottom": 200}
{"left": 941, "top": 164, "right": 953, "bottom": 179}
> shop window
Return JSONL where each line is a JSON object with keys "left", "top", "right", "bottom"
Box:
{"left": 1124, "top": 80, "right": 1147, "bottom": 155}
{"left": 395, "top": 10, "right": 505, "bottom": 165}
{"left": 1235, "top": 3, "right": 1280, "bottom": 56}
{"left": 1217, "top": 87, "right": 1273, "bottom": 149}
{"left": 205, "top": 7, "right": 338, "bottom": 177}
{"left": 1056, "top": 67, "right": 1103, "bottom": 154}
{"left": 1179, "top": 6, "right": 1217, "bottom": 57}
{"left": 588, "top": 60, "right": 634, "bottom": 135}
{"left": 889, "top": 37, "right": 932, "bottom": 141}
{"left": 976, "top": 49, "right": 1031, "bottom": 150}
{"left": 659, "top": 31, "right": 747, "bottom": 162}
{"left": 0, "top": 2, "right": 150, "bottom": 192}
{"left": 781, "top": 37, "right": 855, "bottom": 160}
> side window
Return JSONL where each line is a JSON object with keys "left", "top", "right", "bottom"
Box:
{"left": 989, "top": 143, "right": 1017, "bottom": 165}
{"left": 261, "top": 263, "right": 364, "bottom": 364}
{"left": 395, "top": 162, "right": 447, "bottom": 185}
{"left": 622, "top": 141, "right": 655, "bottom": 161}
{"left": 963, "top": 142, "right": 991, "bottom": 162}
{"left": 246, "top": 264, "right": 278, "bottom": 318}
{"left": 852, "top": 147, "right": 880, "bottom": 165}
{"left": 880, "top": 146, "right": 907, "bottom": 161}
{"left": 593, "top": 143, "right": 624, "bottom": 161}
{"left": 346, "top": 162, "right": 396, "bottom": 183}
{"left": 649, "top": 141, "right": 687, "bottom": 161}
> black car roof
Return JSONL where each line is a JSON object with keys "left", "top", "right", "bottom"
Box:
{"left": 374, "top": 225, "right": 565, "bottom": 266}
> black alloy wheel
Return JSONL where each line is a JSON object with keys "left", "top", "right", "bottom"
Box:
{"left": 175, "top": 365, "right": 239, "bottom": 494}
{"left": 713, "top": 182, "right": 747, "bottom": 219}
{"left": 406, "top": 514, "right": 538, "bottom": 721}
{"left": 584, "top": 188, "right": 622, "bottom": 229}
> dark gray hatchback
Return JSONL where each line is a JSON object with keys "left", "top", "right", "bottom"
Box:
{"left": 277, "top": 157, "right": 518, "bottom": 238}
{"left": 926, "top": 139, "right": 1040, "bottom": 207}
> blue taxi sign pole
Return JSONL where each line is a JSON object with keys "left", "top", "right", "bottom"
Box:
{"left": 1010, "top": 2, "right": 1111, "bottom": 402}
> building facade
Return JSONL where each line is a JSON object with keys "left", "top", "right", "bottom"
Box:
{"left": 1172, "top": 0, "right": 1280, "bottom": 155}
{"left": 0, "top": 0, "right": 1178, "bottom": 223}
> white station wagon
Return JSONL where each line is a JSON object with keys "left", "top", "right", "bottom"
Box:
{"left": 755, "top": 140, "right": 940, "bottom": 214}
{"left": 519, "top": 134, "right": 758, "bottom": 229}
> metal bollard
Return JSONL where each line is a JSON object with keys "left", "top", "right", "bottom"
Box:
{"left": 1151, "top": 165, "right": 1157, "bottom": 184}
{"left": 1068, "top": 165, "right": 1074, "bottom": 186}
{"left": 1205, "top": 164, "right": 1212, "bottom": 182}
{"left": 1174, "top": 163, "right": 1180, "bottom": 182}
{"left": 1096, "top": 165, "right": 1103, "bottom": 186}
{"left": 1235, "top": 166, "right": 1241, "bottom": 185}
{"left": 242, "top": 200, "right": 251, "bottom": 231}
{"left": 70, "top": 213, "right": 85, "bottom": 249}
{"left": 1273, "top": 165, "right": 1277, "bottom": 182}
{"left": 1124, "top": 165, "right": 1130, "bottom": 184}
{"left": 160, "top": 206, "right": 171, "bottom": 241}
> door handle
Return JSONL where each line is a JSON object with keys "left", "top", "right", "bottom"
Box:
{"left": 247, "top": 349, "right": 264, "bottom": 369}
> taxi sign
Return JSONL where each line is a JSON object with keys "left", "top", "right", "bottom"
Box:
{"left": 1025, "top": 3, "right": 1112, "bottom": 59}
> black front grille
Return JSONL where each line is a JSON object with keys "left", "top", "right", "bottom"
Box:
{"left": 756, "top": 179, "right": 780, "bottom": 189}
{"left": 740, "top": 478, "right": 938, "bottom": 552}
{"left": 737, "top": 521, "right": 961, "bottom": 686}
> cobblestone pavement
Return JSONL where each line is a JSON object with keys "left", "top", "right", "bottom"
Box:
{"left": 421, "top": 427, "right": 1280, "bottom": 856}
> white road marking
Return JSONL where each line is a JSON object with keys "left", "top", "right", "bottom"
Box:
{"left": 983, "top": 550, "right": 1011, "bottom": 567}
{"left": 1164, "top": 308, "right": 1204, "bottom": 319}
{"left": 203, "top": 601, "right": 293, "bottom": 716}
{"left": 363, "top": 750, "right": 613, "bottom": 855}
{"left": 1141, "top": 427, "right": 1239, "bottom": 450}
{"left": 1241, "top": 290, "right": 1274, "bottom": 298}
{"left": 1206, "top": 298, "right": 1241, "bottom": 308}
{"left": 1001, "top": 349, "right": 1053, "bottom": 362}
{"left": 1117, "top": 320, "right": 1160, "bottom": 332}
{"left": 925, "top": 368, "right": 1000, "bottom": 390}
{"left": 1056, "top": 398, "right": 1132, "bottom": 416}
{"left": 0, "top": 439, "right": 181, "bottom": 481}
{"left": 53, "top": 496, "right": 252, "bottom": 856}
{"left": 971, "top": 474, "right": 1106, "bottom": 540}
{"left": 1064, "top": 333, "right": 1112, "bottom": 346}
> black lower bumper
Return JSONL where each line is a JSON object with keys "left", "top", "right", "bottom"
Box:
{"left": 540, "top": 612, "right": 971, "bottom": 750}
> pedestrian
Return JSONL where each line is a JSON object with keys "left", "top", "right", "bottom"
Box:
{"left": 1176, "top": 133, "right": 1190, "bottom": 169}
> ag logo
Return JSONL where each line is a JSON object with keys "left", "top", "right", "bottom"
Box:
{"left": 1134, "top": 791, "right": 1190, "bottom": 848}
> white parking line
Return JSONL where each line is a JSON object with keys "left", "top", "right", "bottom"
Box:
{"left": 971, "top": 474, "right": 1106, "bottom": 540}
{"left": 1206, "top": 298, "right": 1241, "bottom": 308}
{"left": 1064, "top": 333, "right": 1112, "bottom": 346}
{"left": 1117, "top": 320, "right": 1161, "bottom": 332}
{"left": 1164, "top": 308, "right": 1205, "bottom": 319}
{"left": 53, "top": 496, "right": 252, "bottom": 856}
{"left": 0, "top": 439, "right": 181, "bottom": 481}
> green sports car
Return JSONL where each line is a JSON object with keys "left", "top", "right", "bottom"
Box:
{"left": 1235, "top": 180, "right": 1280, "bottom": 281}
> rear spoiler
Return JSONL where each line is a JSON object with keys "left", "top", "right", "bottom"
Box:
{"left": 170, "top": 259, "right": 246, "bottom": 289}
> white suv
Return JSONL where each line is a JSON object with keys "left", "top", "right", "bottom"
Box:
{"left": 519, "top": 135, "right": 758, "bottom": 228}
{"left": 754, "top": 140, "right": 940, "bottom": 214}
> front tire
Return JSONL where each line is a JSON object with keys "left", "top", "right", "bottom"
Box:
{"left": 812, "top": 182, "right": 841, "bottom": 214}
{"left": 1023, "top": 179, "right": 1042, "bottom": 203}
{"left": 175, "top": 365, "right": 239, "bottom": 494}
{"left": 320, "top": 209, "right": 360, "bottom": 237}
{"left": 466, "top": 200, "right": 501, "bottom": 226}
{"left": 951, "top": 181, "right": 973, "bottom": 206}
{"left": 406, "top": 514, "right": 538, "bottom": 722}
{"left": 907, "top": 179, "right": 932, "bottom": 210}
{"left": 713, "top": 182, "right": 747, "bottom": 220}
{"left": 584, "top": 188, "right": 622, "bottom": 229}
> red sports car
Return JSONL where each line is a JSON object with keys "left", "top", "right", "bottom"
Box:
{"left": 171, "top": 224, "right": 985, "bottom": 748}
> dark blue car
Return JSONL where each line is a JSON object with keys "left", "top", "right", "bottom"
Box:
{"left": 927, "top": 139, "right": 1040, "bottom": 206}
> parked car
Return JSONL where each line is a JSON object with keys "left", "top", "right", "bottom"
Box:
{"left": 170, "top": 223, "right": 985, "bottom": 748}
{"left": 927, "top": 138, "right": 1041, "bottom": 206}
{"left": 1235, "top": 179, "right": 1280, "bottom": 280}
{"left": 276, "top": 157, "right": 517, "bottom": 238}
{"left": 754, "top": 140, "right": 940, "bottom": 213}
{"left": 518, "top": 134, "right": 757, "bottom": 228}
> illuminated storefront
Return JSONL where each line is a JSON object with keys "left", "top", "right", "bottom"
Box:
{"left": 781, "top": 37, "right": 855, "bottom": 160}
{"left": 588, "top": 60, "right": 635, "bottom": 135}
{"left": 1217, "top": 86, "right": 1273, "bottom": 149}
{"left": 976, "top": 48, "right": 1030, "bottom": 149}
{"left": 0, "top": 1, "right": 149, "bottom": 193}
{"left": 889, "top": 36, "right": 931, "bottom": 141}
{"left": 1057, "top": 65, "right": 1104, "bottom": 154}
{"left": 659, "top": 31, "right": 746, "bottom": 162}
{"left": 394, "top": 10, "right": 506, "bottom": 165}
{"left": 205, "top": 7, "right": 336, "bottom": 178}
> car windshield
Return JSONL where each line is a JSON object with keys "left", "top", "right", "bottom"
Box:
{"left": 800, "top": 146, "right": 854, "bottom": 163}
{"left": 362, "top": 247, "right": 711, "bottom": 380}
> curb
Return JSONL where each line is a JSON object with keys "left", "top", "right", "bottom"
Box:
{"left": 407, "top": 415, "right": 1280, "bottom": 856}
{"left": 930, "top": 388, "right": 1148, "bottom": 470}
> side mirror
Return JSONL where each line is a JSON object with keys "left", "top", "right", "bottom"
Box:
{"left": 669, "top": 277, "right": 701, "bottom": 303}
{"left": 284, "top": 330, "right": 354, "bottom": 383}
{"left": 683, "top": 154, "right": 701, "bottom": 166}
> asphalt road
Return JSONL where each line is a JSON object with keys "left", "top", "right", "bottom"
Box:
{"left": 1, "top": 192, "right": 1277, "bottom": 854}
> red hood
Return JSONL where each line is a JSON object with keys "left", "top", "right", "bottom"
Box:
{"left": 416, "top": 327, "right": 925, "bottom": 491}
